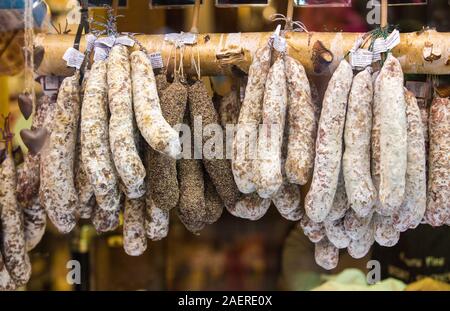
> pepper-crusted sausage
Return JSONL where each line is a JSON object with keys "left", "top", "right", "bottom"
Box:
{"left": 107, "top": 45, "right": 146, "bottom": 199}
{"left": 123, "top": 196, "right": 147, "bottom": 256}
{"left": 254, "top": 57, "right": 287, "bottom": 198}
{"left": 0, "top": 249, "right": 15, "bottom": 291}
{"left": 343, "top": 68, "right": 376, "bottom": 218}
{"left": 284, "top": 55, "right": 316, "bottom": 185}
{"left": 188, "top": 79, "right": 240, "bottom": 209}
{"left": 204, "top": 173, "right": 224, "bottom": 224}
{"left": 0, "top": 155, "right": 31, "bottom": 287}
{"left": 424, "top": 96, "right": 450, "bottom": 226}
{"left": 130, "top": 51, "right": 181, "bottom": 159}
{"left": 40, "top": 73, "right": 80, "bottom": 233}
{"left": 148, "top": 78, "right": 187, "bottom": 211}
{"left": 232, "top": 44, "right": 271, "bottom": 193}
{"left": 377, "top": 54, "right": 407, "bottom": 214}
{"left": 393, "top": 90, "right": 426, "bottom": 231}
{"left": 81, "top": 60, "right": 121, "bottom": 230}
{"left": 305, "top": 60, "right": 353, "bottom": 223}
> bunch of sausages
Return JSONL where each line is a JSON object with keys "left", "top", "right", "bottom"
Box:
{"left": 1, "top": 36, "right": 449, "bottom": 289}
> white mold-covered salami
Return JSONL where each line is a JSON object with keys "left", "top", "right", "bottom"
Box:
{"left": 254, "top": 57, "right": 287, "bottom": 198}
{"left": 130, "top": 50, "right": 181, "bottom": 158}
{"left": 343, "top": 68, "right": 376, "bottom": 218}
{"left": 284, "top": 55, "right": 316, "bottom": 185}
{"left": 0, "top": 156, "right": 31, "bottom": 286}
{"left": 75, "top": 141, "right": 94, "bottom": 219}
{"left": 229, "top": 193, "right": 271, "bottom": 221}
{"left": 92, "top": 187, "right": 122, "bottom": 233}
{"left": 371, "top": 71, "right": 383, "bottom": 215}
{"left": 347, "top": 219, "right": 374, "bottom": 259}
{"left": 299, "top": 215, "right": 325, "bottom": 243}
{"left": 305, "top": 60, "right": 353, "bottom": 223}
{"left": 232, "top": 44, "right": 271, "bottom": 193}
{"left": 373, "top": 213, "right": 400, "bottom": 247}
{"left": 344, "top": 209, "right": 373, "bottom": 241}
{"left": 377, "top": 54, "right": 407, "bottom": 214}
{"left": 272, "top": 182, "right": 303, "bottom": 221}
{"left": 145, "top": 197, "right": 169, "bottom": 241}
{"left": 314, "top": 237, "right": 339, "bottom": 270}
{"left": 325, "top": 169, "right": 349, "bottom": 222}
{"left": 123, "top": 196, "right": 147, "bottom": 256}
{"left": 107, "top": 45, "right": 146, "bottom": 199}
{"left": 81, "top": 60, "right": 121, "bottom": 226}
{"left": 324, "top": 218, "right": 350, "bottom": 249}
{"left": 0, "top": 249, "right": 15, "bottom": 291}
{"left": 40, "top": 73, "right": 80, "bottom": 233}
{"left": 393, "top": 90, "right": 426, "bottom": 231}
{"left": 425, "top": 96, "right": 450, "bottom": 226}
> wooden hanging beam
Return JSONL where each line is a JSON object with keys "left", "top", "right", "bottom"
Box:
{"left": 34, "top": 29, "right": 450, "bottom": 77}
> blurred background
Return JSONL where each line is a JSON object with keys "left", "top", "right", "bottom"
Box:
{"left": 0, "top": 0, "right": 449, "bottom": 291}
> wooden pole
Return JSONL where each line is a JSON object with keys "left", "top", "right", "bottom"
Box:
{"left": 381, "top": 0, "right": 388, "bottom": 27}
{"left": 285, "top": 0, "right": 294, "bottom": 30}
{"left": 190, "top": 0, "right": 201, "bottom": 34}
{"left": 34, "top": 30, "right": 450, "bottom": 76}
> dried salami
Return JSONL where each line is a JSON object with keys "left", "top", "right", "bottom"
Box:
{"left": 424, "top": 96, "right": 450, "bottom": 226}
{"left": 130, "top": 51, "right": 181, "bottom": 158}
{"left": 347, "top": 219, "right": 374, "bottom": 259}
{"left": 299, "top": 215, "right": 325, "bottom": 243}
{"left": 188, "top": 79, "right": 240, "bottom": 209}
{"left": 123, "top": 196, "right": 147, "bottom": 256}
{"left": 81, "top": 60, "right": 121, "bottom": 229}
{"left": 343, "top": 68, "right": 376, "bottom": 218}
{"left": 230, "top": 193, "right": 271, "bottom": 221}
{"left": 107, "top": 45, "right": 146, "bottom": 199}
{"left": 305, "top": 60, "right": 353, "bottom": 223}
{"left": 377, "top": 54, "right": 407, "bottom": 214}
{"left": 324, "top": 218, "right": 350, "bottom": 249}
{"left": 272, "top": 182, "right": 302, "bottom": 221}
{"left": 344, "top": 209, "right": 373, "bottom": 241}
{"left": 40, "top": 73, "right": 80, "bottom": 233}
{"left": 373, "top": 213, "right": 400, "bottom": 247}
{"left": 284, "top": 55, "right": 316, "bottom": 185}
{"left": 393, "top": 90, "right": 426, "bottom": 231}
{"left": 0, "top": 156, "right": 31, "bottom": 286}
{"left": 218, "top": 87, "right": 240, "bottom": 128}
{"left": 232, "top": 44, "right": 271, "bottom": 193}
{"left": 325, "top": 168, "right": 349, "bottom": 222}
{"left": 314, "top": 237, "right": 339, "bottom": 270}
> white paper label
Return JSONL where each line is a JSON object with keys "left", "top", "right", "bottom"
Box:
{"left": 148, "top": 52, "right": 164, "bottom": 69}
{"left": 372, "top": 37, "right": 387, "bottom": 54}
{"left": 272, "top": 35, "right": 286, "bottom": 53}
{"left": 96, "top": 35, "right": 116, "bottom": 48}
{"left": 115, "top": 36, "right": 135, "bottom": 47}
{"left": 94, "top": 46, "right": 110, "bottom": 62}
{"left": 350, "top": 48, "right": 373, "bottom": 68}
{"left": 40, "top": 75, "right": 63, "bottom": 97}
{"left": 164, "top": 33, "right": 180, "bottom": 43}
{"left": 62, "top": 47, "right": 85, "bottom": 69}
{"left": 85, "top": 34, "right": 97, "bottom": 53}
{"left": 180, "top": 32, "right": 197, "bottom": 45}
{"left": 385, "top": 29, "right": 400, "bottom": 50}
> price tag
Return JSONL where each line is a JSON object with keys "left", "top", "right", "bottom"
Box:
{"left": 85, "top": 34, "right": 97, "bottom": 53}
{"left": 115, "top": 36, "right": 135, "bottom": 47}
{"left": 385, "top": 29, "right": 400, "bottom": 50}
{"left": 180, "top": 32, "right": 197, "bottom": 45}
{"left": 93, "top": 46, "right": 110, "bottom": 62}
{"left": 40, "top": 75, "right": 63, "bottom": 98}
{"left": 148, "top": 52, "right": 164, "bottom": 69}
{"left": 350, "top": 49, "right": 373, "bottom": 68}
{"left": 63, "top": 47, "right": 85, "bottom": 69}
{"left": 372, "top": 37, "right": 387, "bottom": 54}
{"left": 96, "top": 35, "right": 116, "bottom": 48}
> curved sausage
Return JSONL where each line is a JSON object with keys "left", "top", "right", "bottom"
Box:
{"left": 393, "top": 90, "right": 426, "bottom": 231}
{"left": 299, "top": 215, "right": 325, "bottom": 243}
{"left": 284, "top": 55, "right": 316, "bottom": 185}
{"left": 123, "top": 197, "right": 147, "bottom": 256}
{"left": 107, "top": 45, "right": 146, "bottom": 199}
{"left": 343, "top": 68, "right": 376, "bottom": 218}
{"left": 232, "top": 44, "right": 271, "bottom": 193}
{"left": 314, "top": 237, "right": 339, "bottom": 270}
{"left": 230, "top": 193, "right": 271, "bottom": 221}
{"left": 304, "top": 60, "right": 353, "bottom": 223}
